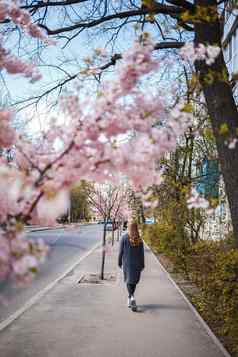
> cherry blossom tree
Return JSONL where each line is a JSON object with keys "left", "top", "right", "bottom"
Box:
{"left": 86, "top": 183, "right": 127, "bottom": 280}
{"left": 0, "top": 0, "right": 54, "bottom": 285}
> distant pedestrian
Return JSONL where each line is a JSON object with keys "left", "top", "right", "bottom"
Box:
{"left": 118, "top": 222, "right": 145, "bottom": 312}
{"left": 123, "top": 220, "right": 128, "bottom": 231}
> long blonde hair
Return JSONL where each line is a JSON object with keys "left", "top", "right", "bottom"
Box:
{"left": 128, "top": 222, "right": 142, "bottom": 247}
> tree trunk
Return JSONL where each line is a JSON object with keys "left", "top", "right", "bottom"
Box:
{"left": 100, "top": 222, "right": 107, "bottom": 280}
{"left": 112, "top": 219, "right": 115, "bottom": 246}
{"left": 194, "top": 0, "right": 238, "bottom": 248}
{"left": 187, "top": 133, "right": 195, "bottom": 242}
{"left": 117, "top": 223, "right": 120, "bottom": 241}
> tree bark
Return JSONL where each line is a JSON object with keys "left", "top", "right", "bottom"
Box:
{"left": 112, "top": 219, "right": 115, "bottom": 246}
{"left": 194, "top": 0, "right": 238, "bottom": 247}
{"left": 100, "top": 222, "right": 107, "bottom": 280}
{"left": 117, "top": 223, "right": 120, "bottom": 241}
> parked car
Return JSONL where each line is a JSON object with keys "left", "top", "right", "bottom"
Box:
{"left": 106, "top": 222, "right": 113, "bottom": 231}
{"left": 145, "top": 217, "right": 155, "bottom": 225}
{"left": 97, "top": 220, "right": 105, "bottom": 224}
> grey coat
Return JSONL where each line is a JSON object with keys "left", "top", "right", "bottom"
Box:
{"left": 118, "top": 233, "right": 145, "bottom": 284}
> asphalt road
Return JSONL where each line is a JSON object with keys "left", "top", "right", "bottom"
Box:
{"left": 0, "top": 224, "right": 103, "bottom": 323}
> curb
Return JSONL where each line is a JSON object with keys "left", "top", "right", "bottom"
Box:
{"left": 26, "top": 223, "right": 95, "bottom": 233}
{"left": 26, "top": 226, "right": 66, "bottom": 233}
{"left": 0, "top": 242, "right": 101, "bottom": 332}
{"left": 144, "top": 242, "right": 231, "bottom": 357}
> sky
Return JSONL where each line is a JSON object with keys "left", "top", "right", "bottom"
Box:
{"left": 0, "top": 2, "right": 190, "bottom": 136}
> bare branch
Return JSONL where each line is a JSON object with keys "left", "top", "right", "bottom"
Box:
{"left": 165, "top": 0, "right": 194, "bottom": 10}
{"left": 39, "top": 5, "right": 184, "bottom": 35}
{"left": 22, "top": 0, "right": 89, "bottom": 10}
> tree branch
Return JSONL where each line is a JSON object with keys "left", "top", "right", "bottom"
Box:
{"left": 39, "top": 5, "right": 184, "bottom": 35}
{"left": 14, "top": 40, "right": 185, "bottom": 110}
{"left": 165, "top": 0, "right": 194, "bottom": 10}
{"left": 22, "top": 0, "right": 89, "bottom": 10}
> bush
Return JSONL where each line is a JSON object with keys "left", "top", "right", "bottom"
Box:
{"left": 143, "top": 222, "right": 169, "bottom": 254}
{"left": 143, "top": 221, "right": 192, "bottom": 276}
{"left": 190, "top": 244, "right": 238, "bottom": 354}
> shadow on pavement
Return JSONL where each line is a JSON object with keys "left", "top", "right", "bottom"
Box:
{"left": 138, "top": 303, "right": 187, "bottom": 313}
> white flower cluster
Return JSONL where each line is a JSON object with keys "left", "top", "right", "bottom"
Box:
{"left": 180, "top": 43, "right": 220, "bottom": 66}
{"left": 227, "top": 138, "right": 238, "bottom": 149}
{"left": 187, "top": 188, "right": 210, "bottom": 209}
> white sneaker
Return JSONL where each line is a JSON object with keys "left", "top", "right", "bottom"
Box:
{"left": 128, "top": 298, "right": 131, "bottom": 308}
{"left": 130, "top": 297, "right": 137, "bottom": 312}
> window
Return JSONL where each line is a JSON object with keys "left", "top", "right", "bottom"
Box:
{"left": 225, "top": 0, "right": 235, "bottom": 22}
{"left": 232, "top": 28, "right": 238, "bottom": 73}
{"left": 224, "top": 39, "right": 232, "bottom": 63}
{"left": 229, "top": 38, "right": 232, "bottom": 61}
{"left": 195, "top": 159, "right": 219, "bottom": 199}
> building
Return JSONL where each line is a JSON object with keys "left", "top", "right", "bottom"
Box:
{"left": 223, "top": 2, "right": 238, "bottom": 99}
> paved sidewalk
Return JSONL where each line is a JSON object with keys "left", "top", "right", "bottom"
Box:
{"left": 0, "top": 241, "right": 230, "bottom": 357}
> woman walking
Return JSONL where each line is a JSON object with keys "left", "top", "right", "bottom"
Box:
{"left": 118, "top": 222, "right": 145, "bottom": 312}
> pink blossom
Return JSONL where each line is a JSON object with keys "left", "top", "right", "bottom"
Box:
{"left": 11, "top": 236, "right": 29, "bottom": 255}
{"left": 187, "top": 188, "right": 210, "bottom": 209}
{"left": 0, "top": 46, "right": 42, "bottom": 81}
{"left": 0, "top": 0, "right": 51, "bottom": 83}
{"left": 0, "top": 2, "right": 9, "bottom": 22}
{"left": 13, "top": 255, "right": 38, "bottom": 276}
{"left": 34, "top": 238, "right": 49, "bottom": 263}
{"left": 118, "top": 39, "right": 159, "bottom": 93}
{"left": 7, "top": 1, "right": 49, "bottom": 43}
{"left": 0, "top": 234, "right": 12, "bottom": 280}
{"left": 36, "top": 189, "right": 70, "bottom": 225}
{"left": 0, "top": 109, "right": 16, "bottom": 147}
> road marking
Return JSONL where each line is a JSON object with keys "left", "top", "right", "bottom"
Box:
{"left": 0, "top": 242, "right": 101, "bottom": 332}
